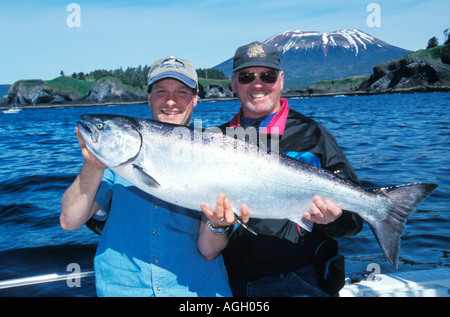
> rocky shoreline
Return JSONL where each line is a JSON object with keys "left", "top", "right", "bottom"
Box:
{"left": 283, "top": 85, "right": 450, "bottom": 99}
{"left": 2, "top": 44, "right": 449, "bottom": 110}
{"left": 287, "top": 43, "right": 450, "bottom": 98}
{"left": 2, "top": 85, "right": 449, "bottom": 111}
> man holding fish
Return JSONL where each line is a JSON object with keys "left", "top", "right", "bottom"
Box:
{"left": 61, "top": 56, "right": 242, "bottom": 296}
{"left": 199, "top": 42, "right": 435, "bottom": 296}
{"left": 198, "top": 42, "right": 364, "bottom": 297}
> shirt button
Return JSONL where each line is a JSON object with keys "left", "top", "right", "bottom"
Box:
{"left": 152, "top": 231, "right": 156, "bottom": 235}
{"left": 156, "top": 287, "right": 161, "bottom": 291}
{"left": 154, "top": 204, "right": 159, "bottom": 208}
{"left": 154, "top": 258, "right": 159, "bottom": 264}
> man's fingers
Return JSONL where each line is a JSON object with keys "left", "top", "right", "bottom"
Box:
{"left": 311, "top": 198, "right": 325, "bottom": 219}
{"left": 224, "top": 198, "right": 235, "bottom": 223}
{"left": 240, "top": 204, "right": 249, "bottom": 223}
{"left": 215, "top": 194, "right": 226, "bottom": 221}
{"left": 200, "top": 202, "right": 215, "bottom": 219}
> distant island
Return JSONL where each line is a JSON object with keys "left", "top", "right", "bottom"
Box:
{"left": 2, "top": 43, "right": 449, "bottom": 109}
{"left": 1, "top": 67, "right": 235, "bottom": 109}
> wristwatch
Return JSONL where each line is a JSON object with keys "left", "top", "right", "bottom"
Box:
{"left": 206, "top": 219, "right": 230, "bottom": 234}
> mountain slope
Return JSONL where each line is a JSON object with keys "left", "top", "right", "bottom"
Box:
{"left": 214, "top": 29, "right": 411, "bottom": 88}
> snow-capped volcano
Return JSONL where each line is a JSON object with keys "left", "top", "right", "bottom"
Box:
{"left": 214, "top": 29, "right": 411, "bottom": 88}
{"left": 266, "top": 29, "right": 385, "bottom": 57}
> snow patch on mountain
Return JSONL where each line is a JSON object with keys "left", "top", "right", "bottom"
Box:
{"left": 266, "top": 29, "right": 380, "bottom": 56}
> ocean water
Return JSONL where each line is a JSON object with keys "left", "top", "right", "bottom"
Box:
{"left": 0, "top": 93, "right": 449, "bottom": 296}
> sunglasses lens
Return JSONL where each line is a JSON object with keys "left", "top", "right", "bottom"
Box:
{"left": 260, "top": 71, "right": 278, "bottom": 84}
{"left": 237, "top": 71, "right": 278, "bottom": 84}
{"left": 237, "top": 72, "right": 256, "bottom": 84}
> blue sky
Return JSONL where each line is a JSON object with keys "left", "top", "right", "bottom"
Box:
{"left": 0, "top": 0, "right": 447, "bottom": 84}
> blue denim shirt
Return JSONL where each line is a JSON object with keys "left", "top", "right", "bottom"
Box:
{"left": 94, "top": 169, "right": 232, "bottom": 297}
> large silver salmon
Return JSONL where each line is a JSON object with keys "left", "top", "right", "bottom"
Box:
{"left": 77, "top": 114, "right": 438, "bottom": 268}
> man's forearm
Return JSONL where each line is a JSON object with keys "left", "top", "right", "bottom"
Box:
{"left": 60, "top": 162, "right": 104, "bottom": 230}
{"left": 197, "top": 216, "right": 230, "bottom": 260}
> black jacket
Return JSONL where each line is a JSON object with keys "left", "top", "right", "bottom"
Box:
{"left": 220, "top": 105, "right": 364, "bottom": 280}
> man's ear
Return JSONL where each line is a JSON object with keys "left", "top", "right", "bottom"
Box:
{"left": 230, "top": 75, "right": 237, "bottom": 93}
{"left": 192, "top": 93, "right": 198, "bottom": 108}
{"left": 279, "top": 71, "right": 284, "bottom": 91}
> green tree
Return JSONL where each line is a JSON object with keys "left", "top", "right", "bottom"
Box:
{"left": 426, "top": 37, "right": 439, "bottom": 49}
{"left": 82, "top": 64, "right": 152, "bottom": 90}
{"left": 196, "top": 68, "right": 226, "bottom": 79}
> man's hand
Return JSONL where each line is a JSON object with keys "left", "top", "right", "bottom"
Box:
{"left": 303, "top": 196, "right": 342, "bottom": 225}
{"left": 200, "top": 194, "right": 249, "bottom": 228}
{"left": 198, "top": 194, "right": 249, "bottom": 260}
{"left": 76, "top": 126, "right": 107, "bottom": 170}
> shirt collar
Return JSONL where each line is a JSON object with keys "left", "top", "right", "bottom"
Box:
{"left": 229, "top": 98, "right": 289, "bottom": 135}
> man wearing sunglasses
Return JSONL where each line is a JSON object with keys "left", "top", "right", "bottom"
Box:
{"left": 199, "top": 41, "right": 363, "bottom": 297}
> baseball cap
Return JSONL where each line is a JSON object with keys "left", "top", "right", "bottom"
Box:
{"left": 232, "top": 41, "right": 281, "bottom": 72}
{"left": 147, "top": 56, "right": 198, "bottom": 89}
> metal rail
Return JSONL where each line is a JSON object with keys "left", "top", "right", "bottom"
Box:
{"left": 0, "top": 270, "right": 95, "bottom": 289}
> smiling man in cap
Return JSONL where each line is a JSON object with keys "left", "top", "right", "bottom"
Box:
{"left": 147, "top": 56, "right": 199, "bottom": 126}
{"left": 230, "top": 41, "right": 284, "bottom": 119}
{"left": 198, "top": 41, "right": 364, "bottom": 297}
{"left": 61, "top": 56, "right": 238, "bottom": 297}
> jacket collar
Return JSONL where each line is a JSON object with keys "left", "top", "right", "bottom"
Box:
{"left": 229, "top": 98, "right": 289, "bottom": 135}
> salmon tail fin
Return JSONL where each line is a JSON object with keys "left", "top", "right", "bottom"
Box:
{"left": 367, "top": 183, "right": 438, "bottom": 268}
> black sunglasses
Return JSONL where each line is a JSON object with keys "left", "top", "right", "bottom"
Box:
{"left": 236, "top": 70, "right": 279, "bottom": 85}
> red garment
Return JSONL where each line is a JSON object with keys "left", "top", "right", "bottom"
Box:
{"left": 229, "top": 98, "right": 289, "bottom": 135}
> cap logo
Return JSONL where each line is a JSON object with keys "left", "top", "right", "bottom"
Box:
{"left": 246, "top": 44, "right": 266, "bottom": 58}
{"left": 161, "top": 56, "right": 185, "bottom": 69}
